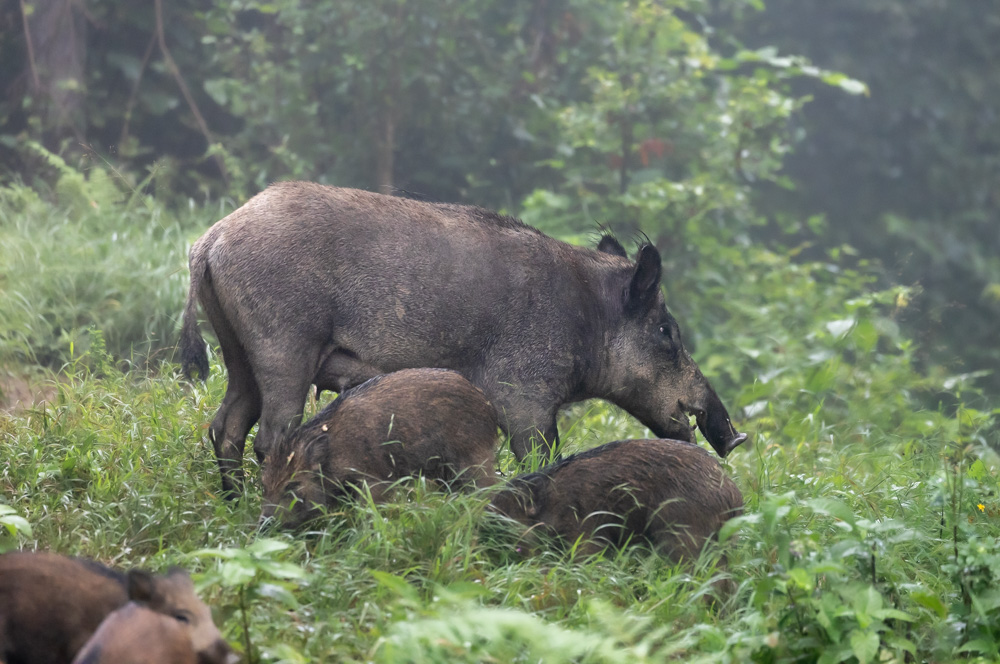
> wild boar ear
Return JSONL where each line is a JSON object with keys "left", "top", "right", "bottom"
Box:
{"left": 625, "top": 244, "right": 662, "bottom": 315}
{"left": 126, "top": 570, "right": 158, "bottom": 603}
{"left": 597, "top": 235, "right": 627, "bottom": 258}
{"left": 165, "top": 567, "right": 192, "bottom": 587}
{"left": 302, "top": 433, "right": 325, "bottom": 463}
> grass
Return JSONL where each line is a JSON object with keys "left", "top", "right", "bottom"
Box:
{"left": 0, "top": 164, "right": 220, "bottom": 369}
{"left": 1, "top": 175, "right": 999, "bottom": 662}
{"left": 1, "top": 353, "right": 997, "bottom": 663}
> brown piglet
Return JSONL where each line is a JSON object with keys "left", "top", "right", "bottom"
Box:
{"left": 489, "top": 439, "right": 744, "bottom": 561}
{"left": 71, "top": 602, "right": 234, "bottom": 664}
{"left": 261, "top": 368, "right": 500, "bottom": 530}
{"left": 0, "top": 552, "right": 230, "bottom": 664}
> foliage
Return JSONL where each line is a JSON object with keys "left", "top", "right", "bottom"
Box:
{"left": 0, "top": 147, "right": 214, "bottom": 368}
{"left": 730, "top": 0, "right": 1000, "bottom": 394}
{"left": 1, "top": 0, "right": 602, "bottom": 205}
{"left": 3, "top": 0, "right": 993, "bottom": 398}
{"left": 1, "top": 178, "right": 999, "bottom": 660}
{"left": 518, "top": 0, "right": 851, "bottom": 242}
{"left": 1, "top": 0, "right": 855, "bottom": 213}
{"left": 1, "top": 2, "right": 997, "bottom": 661}
{"left": 0, "top": 503, "right": 33, "bottom": 553}
{"left": 194, "top": 538, "right": 308, "bottom": 664}
{"left": 192, "top": 0, "right": 582, "bottom": 204}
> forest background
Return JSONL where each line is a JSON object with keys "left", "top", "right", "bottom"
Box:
{"left": 1, "top": 1, "right": 999, "bottom": 663}
{"left": 3, "top": 0, "right": 998, "bottom": 391}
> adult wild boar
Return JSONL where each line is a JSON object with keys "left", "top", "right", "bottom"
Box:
{"left": 260, "top": 368, "right": 499, "bottom": 530}
{"left": 71, "top": 603, "right": 234, "bottom": 664}
{"left": 489, "top": 438, "right": 744, "bottom": 560}
{"left": 0, "top": 552, "right": 229, "bottom": 664}
{"left": 180, "top": 182, "right": 747, "bottom": 495}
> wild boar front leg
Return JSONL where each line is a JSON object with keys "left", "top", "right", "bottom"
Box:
{"left": 489, "top": 392, "right": 560, "bottom": 462}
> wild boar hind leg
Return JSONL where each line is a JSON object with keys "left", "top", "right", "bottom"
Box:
{"left": 210, "top": 374, "right": 261, "bottom": 498}
{"left": 313, "top": 348, "right": 384, "bottom": 395}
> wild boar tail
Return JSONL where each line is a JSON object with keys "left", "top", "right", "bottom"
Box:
{"left": 180, "top": 244, "right": 210, "bottom": 381}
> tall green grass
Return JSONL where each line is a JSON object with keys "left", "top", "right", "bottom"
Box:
{"left": 0, "top": 156, "right": 221, "bottom": 369}
{"left": 2, "top": 353, "right": 997, "bottom": 662}
{"left": 1, "top": 172, "right": 998, "bottom": 662}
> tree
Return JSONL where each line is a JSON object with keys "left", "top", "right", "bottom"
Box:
{"left": 731, "top": 0, "right": 1000, "bottom": 392}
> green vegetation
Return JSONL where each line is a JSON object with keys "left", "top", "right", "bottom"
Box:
{"left": 733, "top": 0, "right": 1000, "bottom": 393}
{"left": 0, "top": 148, "right": 214, "bottom": 368}
{"left": 1, "top": 175, "right": 998, "bottom": 662}
{"left": 7, "top": 0, "right": 996, "bottom": 391}
{"left": 2, "top": 1, "right": 998, "bottom": 661}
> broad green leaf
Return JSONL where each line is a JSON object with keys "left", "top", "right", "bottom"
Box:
{"left": 371, "top": 570, "right": 420, "bottom": 602}
{"left": 219, "top": 560, "right": 257, "bottom": 587}
{"left": 970, "top": 588, "right": 1000, "bottom": 613}
{"left": 808, "top": 561, "right": 847, "bottom": 575}
{"left": 967, "top": 459, "right": 988, "bottom": 481}
{"left": 0, "top": 504, "right": 32, "bottom": 537}
{"left": 261, "top": 643, "right": 309, "bottom": 664}
{"left": 257, "top": 560, "right": 307, "bottom": 580}
{"left": 826, "top": 318, "right": 855, "bottom": 337}
{"left": 872, "top": 608, "right": 915, "bottom": 622}
{"left": 957, "top": 639, "right": 1000, "bottom": 656}
{"left": 787, "top": 567, "right": 813, "bottom": 591}
{"left": 248, "top": 538, "right": 291, "bottom": 556}
{"left": 884, "top": 633, "right": 917, "bottom": 655}
{"left": 815, "top": 594, "right": 841, "bottom": 641}
{"left": 910, "top": 590, "right": 948, "bottom": 619}
{"left": 0, "top": 517, "right": 31, "bottom": 537}
{"left": 853, "top": 586, "right": 883, "bottom": 628}
{"left": 853, "top": 318, "right": 879, "bottom": 354}
{"left": 806, "top": 360, "right": 838, "bottom": 393}
{"left": 254, "top": 582, "right": 299, "bottom": 608}
{"left": 817, "top": 646, "right": 853, "bottom": 664}
{"left": 821, "top": 72, "right": 870, "bottom": 96}
{"left": 203, "top": 79, "right": 230, "bottom": 106}
{"left": 849, "top": 629, "right": 879, "bottom": 664}
{"left": 191, "top": 548, "right": 240, "bottom": 560}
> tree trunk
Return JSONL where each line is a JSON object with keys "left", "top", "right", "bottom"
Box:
{"left": 24, "top": 0, "right": 86, "bottom": 146}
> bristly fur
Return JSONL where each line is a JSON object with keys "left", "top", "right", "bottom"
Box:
{"left": 588, "top": 221, "right": 614, "bottom": 244}
{"left": 490, "top": 438, "right": 742, "bottom": 560}
{"left": 270, "top": 422, "right": 328, "bottom": 477}
{"left": 270, "top": 373, "right": 394, "bottom": 467}
{"left": 596, "top": 235, "right": 628, "bottom": 259}
{"left": 444, "top": 202, "right": 545, "bottom": 235}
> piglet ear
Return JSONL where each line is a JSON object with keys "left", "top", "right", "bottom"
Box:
{"left": 126, "top": 569, "right": 157, "bottom": 603}
{"left": 597, "top": 235, "right": 627, "bottom": 258}
{"left": 165, "top": 567, "right": 192, "bottom": 587}
{"left": 625, "top": 244, "right": 662, "bottom": 315}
